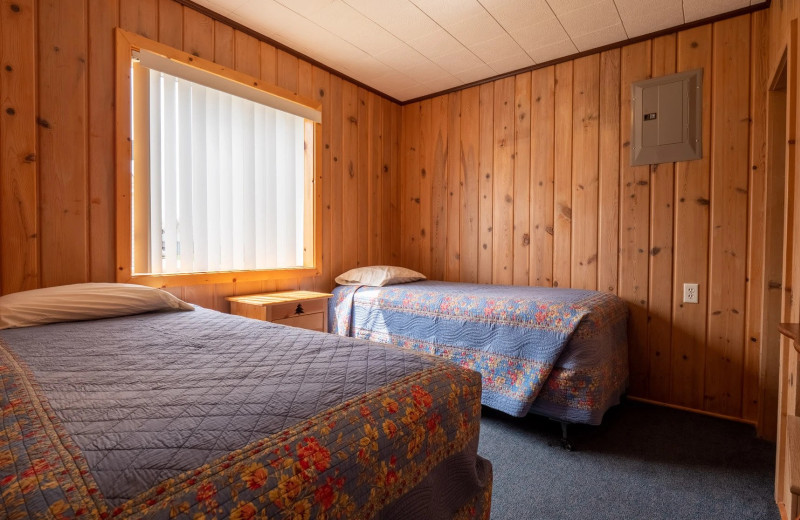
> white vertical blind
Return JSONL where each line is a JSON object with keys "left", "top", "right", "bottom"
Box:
{"left": 143, "top": 68, "right": 307, "bottom": 274}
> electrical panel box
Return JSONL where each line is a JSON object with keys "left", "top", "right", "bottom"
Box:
{"left": 631, "top": 68, "right": 703, "bottom": 166}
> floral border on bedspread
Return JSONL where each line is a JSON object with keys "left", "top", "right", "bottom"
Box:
{"left": 0, "top": 338, "right": 486, "bottom": 519}
{"left": 331, "top": 283, "right": 628, "bottom": 419}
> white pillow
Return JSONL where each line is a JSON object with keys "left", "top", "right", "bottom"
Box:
{"left": 0, "top": 283, "right": 194, "bottom": 330}
{"left": 335, "top": 266, "right": 426, "bottom": 287}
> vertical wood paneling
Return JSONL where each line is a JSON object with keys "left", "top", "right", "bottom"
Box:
{"left": 430, "top": 96, "right": 448, "bottom": 280}
{"left": 158, "top": 0, "right": 182, "bottom": 49}
{"left": 598, "top": 50, "right": 620, "bottom": 294}
{"left": 570, "top": 55, "right": 599, "bottom": 291}
{"left": 390, "top": 103, "right": 402, "bottom": 264}
{"left": 744, "top": 9, "right": 769, "bottom": 425}
{"left": 530, "top": 67, "right": 555, "bottom": 287}
{"left": 401, "top": 102, "right": 420, "bottom": 273}
{"left": 418, "top": 99, "right": 432, "bottom": 277}
{"left": 213, "top": 21, "right": 234, "bottom": 67}
{"left": 671, "top": 25, "right": 713, "bottom": 410}
{"left": 460, "top": 87, "right": 480, "bottom": 284}
{"left": 183, "top": 8, "right": 213, "bottom": 59}
{"left": 312, "top": 66, "right": 331, "bottom": 291}
{"left": 492, "top": 77, "right": 514, "bottom": 284}
{"left": 367, "top": 92, "right": 383, "bottom": 266}
{"left": 705, "top": 16, "right": 751, "bottom": 417}
{"left": 38, "top": 0, "right": 88, "bottom": 287}
{"left": 276, "top": 50, "right": 299, "bottom": 94}
{"left": 342, "top": 82, "right": 359, "bottom": 273}
{"left": 330, "top": 76, "right": 344, "bottom": 281}
{"left": 380, "top": 97, "right": 394, "bottom": 266}
{"left": 0, "top": 6, "right": 769, "bottom": 424}
{"left": 260, "top": 42, "right": 277, "bottom": 85}
{"left": 618, "top": 40, "right": 651, "bottom": 396}
{"left": 647, "top": 34, "right": 677, "bottom": 402}
{"left": 513, "top": 73, "right": 531, "bottom": 286}
{"left": 430, "top": 96, "right": 448, "bottom": 281}
{"left": 446, "top": 91, "right": 461, "bottom": 282}
{"left": 88, "top": 0, "right": 119, "bottom": 283}
{"left": 120, "top": 0, "right": 157, "bottom": 38}
{"left": 356, "top": 88, "right": 369, "bottom": 268}
{"left": 0, "top": 0, "right": 38, "bottom": 294}
{"left": 553, "top": 62, "right": 573, "bottom": 288}
{"left": 234, "top": 30, "right": 260, "bottom": 78}
{"left": 478, "top": 84, "right": 494, "bottom": 284}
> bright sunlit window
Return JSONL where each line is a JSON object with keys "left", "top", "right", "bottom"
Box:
{"left": 115, "top": 30, "right": 321, "bottom": 286}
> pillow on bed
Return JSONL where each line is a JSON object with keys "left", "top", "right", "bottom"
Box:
{"left": 0, "top": 283, "right": 194, "bottom": 330}
{"left": 335, "top": 266, "right": 426, "bottom": 287}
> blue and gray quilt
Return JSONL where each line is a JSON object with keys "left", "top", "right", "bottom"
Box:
{"left": 330, "top": 281, "right": 629, "bottom": 423}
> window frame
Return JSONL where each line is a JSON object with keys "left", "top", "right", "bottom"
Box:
{"left": 115, "top": 29, "right": 323, "bottom": 288}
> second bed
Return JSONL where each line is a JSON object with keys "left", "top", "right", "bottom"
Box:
{"left": 330, "top": 280, "right": 629, "bottom": 426}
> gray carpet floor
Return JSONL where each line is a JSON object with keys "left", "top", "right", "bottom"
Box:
{"left": 478, "top": 400, "right": 777, "bottom": 520}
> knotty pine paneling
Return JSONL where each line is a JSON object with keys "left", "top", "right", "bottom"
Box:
{"left": 399, "top": 13, "right": 767, "bottom": 422}
{"left": 0, "top": 0, "right": 400, "bottom": 313}
{"left": 0, "top": 2, "right": 778, "bottom": 426}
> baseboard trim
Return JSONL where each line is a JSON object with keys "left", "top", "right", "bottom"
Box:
{"left": 625, "top": 396, "right": 758, "bottom": 426}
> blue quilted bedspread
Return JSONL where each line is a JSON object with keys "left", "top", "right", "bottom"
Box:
{"left": 330, "top": 281, "right": 629, "bottom": 421}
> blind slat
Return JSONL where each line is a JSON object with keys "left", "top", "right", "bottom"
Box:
{"left": 149, "top": 70, "right": 163, "bottom": 274}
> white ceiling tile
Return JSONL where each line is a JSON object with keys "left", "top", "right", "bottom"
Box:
{"left": 194, "top": 0, "right": 758, "bottom": 101}
{"left": 454, "top": 63, "right": 498, "bottom": 83}
{"left": 431, "top": 48, "right": 487, "bottom": 75}
{"left": 471, "top": 35, "right": 531, "bottom": 63}
{"left": 370, "top": 69, "right": 418, "bottom": 88}
{"left": 422, "top": 75, "right": 464, "bottom": 92}
{"left": 490, "top": 53, "right": 536, "bottom": 74}
{"left": 409, "top": 30, "right": 470, "bottom": 60}
{"left": 446, "top": 11, "right": 507, "bottom": 45}
{"left": 409, "top": 0, "right": 486, "bottom": 26}
{"left": 547, "top": 0, "right": 604, "bottom": 16}
{"left": 528, "top": 38, "right": 580, "bottom": 63}
{"left": 616, "top": 0, "right": 684, "bottom": 38}
{"left": 479, "top": 0, "right": 556, "bottom": 33}
{"left": 511, "top": 18, "right": 572, "bottom": 54}
{"left": 571, "top": 22, "right": 628, "bottom": 51}
{"left": 682, "top": 0, "right": 750, "bottom": 22}
{"left": 395, "top": 83, "right": 435, "bottom": 100}
{"left": 342, "top": 0, "right": 441, "bottom": 41}
{"left": 557, "top": 0, "right": 626, "bottom": 39}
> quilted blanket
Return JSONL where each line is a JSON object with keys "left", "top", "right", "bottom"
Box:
{"left": 330, "top": 281, "right": 628, "bottom": 423}
{"left": 0, "top": 307, "right": 491, "bottom": 519}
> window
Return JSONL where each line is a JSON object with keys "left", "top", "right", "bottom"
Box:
{"left": 115, "top": 29, "right": 322, "bottom": 287}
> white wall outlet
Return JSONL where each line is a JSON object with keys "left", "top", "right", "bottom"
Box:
{"left": 683, "top": 283, "right": 699, "bottom": 304}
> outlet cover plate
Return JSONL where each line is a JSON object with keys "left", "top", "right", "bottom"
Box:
{"left": 683, "top": 283, "right": 699, "bottom": 304}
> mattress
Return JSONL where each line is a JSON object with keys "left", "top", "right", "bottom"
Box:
{"left": 0, "top": 306, "right": 491, "bottom": 519}
{"left": 330, "top": 281, "right": 629, "bottom": 424}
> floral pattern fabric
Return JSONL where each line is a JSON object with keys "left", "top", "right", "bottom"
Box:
{"left": 330, "top": 281, "right": 629, "bottom": 423}
{"left": 0, "top": 337, "right": 490, "bottom": 519}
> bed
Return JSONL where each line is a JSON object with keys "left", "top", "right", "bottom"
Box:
{"left": 0, "top": 295, "right": 492, "bottom": 519}
{"left": 330, "top": 281, "right": 629, "bottom": 426}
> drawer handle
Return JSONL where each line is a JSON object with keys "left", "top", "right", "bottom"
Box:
{"left": 295, "top": 303, "right": 304, "bottom": 315}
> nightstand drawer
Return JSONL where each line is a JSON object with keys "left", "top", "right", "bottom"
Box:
{"left": 273, "top": 312, "right": 324, "bottom": 332}
{"left": 269, "top": 298, "right": 327, "bottom": 320}
{"left": 227, "top": 290, "right": 333, "bottom": 333}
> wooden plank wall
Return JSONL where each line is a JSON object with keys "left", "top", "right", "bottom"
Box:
{"left": 0, "top": 0, "right": 401, "bottom": 310}
{"left": 400, "top": 13, "right": 767, "bottom": 421}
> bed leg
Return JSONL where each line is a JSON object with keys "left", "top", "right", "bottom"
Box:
{"left": 560, "top": 422, "right": 573, "bottom": 451}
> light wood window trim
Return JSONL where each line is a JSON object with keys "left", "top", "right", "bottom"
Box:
{"left": 115, "top": 28, "right": 323, "bottom": 288}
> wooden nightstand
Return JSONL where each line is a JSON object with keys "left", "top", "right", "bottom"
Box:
{"left": 226, "top": 290, "right": 333, "bottom": 332}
